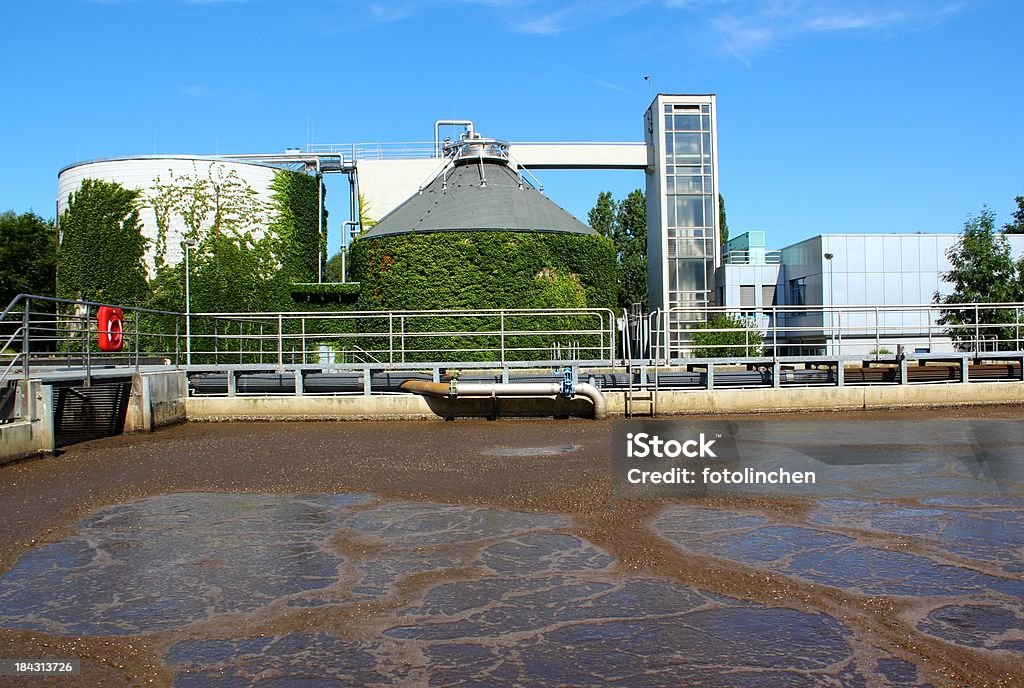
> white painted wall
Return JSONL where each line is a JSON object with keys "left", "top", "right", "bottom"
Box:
{"left": 354, "top": 159, "right": 447, "bottom": 225}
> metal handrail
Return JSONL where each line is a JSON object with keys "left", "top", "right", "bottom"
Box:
{"left": 651, "top": 302, "right": 1024, "bottom": 362}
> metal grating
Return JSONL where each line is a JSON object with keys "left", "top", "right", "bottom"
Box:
{"left": 54, "top": 383, "right": 132, "bottom": 447}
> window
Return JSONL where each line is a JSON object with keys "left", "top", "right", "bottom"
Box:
{"left": 761, "top": 285, "right": 777, "bottom": 309}
{"left": 740, "top": 285, "right": 756, "bottom": 311}
{"left": 789, "top": 278, "right": 806, "bottom": 306}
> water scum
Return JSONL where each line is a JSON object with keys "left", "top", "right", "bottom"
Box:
{"left": 0, "top": 412, "right": 1020, "bottom": 686}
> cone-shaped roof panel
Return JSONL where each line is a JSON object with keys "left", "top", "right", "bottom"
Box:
{"left": 362, "top": 157, "right": 596, "bottom": 238}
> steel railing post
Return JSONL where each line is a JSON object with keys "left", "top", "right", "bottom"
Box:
{"left": 388, "top": 313, "right": 394, "bottom": 366}
{"left": 277, "top": 314, "right": 284, "bottom": 371}
{"left": 772, "top": 307, "right": 778, "bottom": 360}
{"left": 836, "top": 308, "right": 842, "bottom": 356}
{"left": 974, "top": 304, "right": 980, "bottom": 354}
{"left": 21, "top": 297, "right": 30, "bottom": 384}
{"left": 874, "top": 306, "right": 880, "bottom": 360}
{"left": 84, "top": 303, "right": 91, "bottom": 387}
{"left": 134, "top": 309, "right": 140, "bottom": 373}
{"left": 500, "top": 311, "right": 506, "bottom": 365}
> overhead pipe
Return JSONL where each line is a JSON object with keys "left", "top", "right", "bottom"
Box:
{"left": 400, "top": 379, "right": 607, "bottom": 420}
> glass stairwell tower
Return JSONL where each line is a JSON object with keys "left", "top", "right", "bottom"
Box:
{"left": 645, "top": 94, "right": 721, "bottom": 356}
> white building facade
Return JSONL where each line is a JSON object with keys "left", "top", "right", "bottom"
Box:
{"left": 718, "top": 232, "right": 1024, "bottom": 355}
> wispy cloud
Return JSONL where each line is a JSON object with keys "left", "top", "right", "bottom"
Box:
{"left": 368, "top": 2, "right": 412, "bottom": 22}
{"left": 687, "top": 1, "right": 964, "bottom": 60}
{"left": 179, "top": 84, "right": 253, "bottom": 104}
{"left": 365, "top": 0, "right": 650, "bottom": 35}
{"left": 361, "top": 0, "right": 961, "bottom": 50}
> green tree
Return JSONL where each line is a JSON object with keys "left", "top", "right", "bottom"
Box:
{"left": 617, "top": 189, "right": 647, "bottom": 309}
{"left": 0, "top": 211, "right": 56, "bottom": 306}
{"left": 358, "top": 192, "right": 377, "bottom": 233}
{"left": 1003, "top": 195, "right": 1024, "bottom": 234}
{"left": 935, "top": 207, "right": 1022, "bottom": 350}
{"left": 719, "top": 193, "right": 729, "bottom": 248}
{"left": 690, "top": 313, "right": 763, "bottom": 358}
{"left": 587, "top": 191, "right": 617, "bottom": 241}
{"left": 57, "top": 179, "right": 149, "bottom": 305}
{"left": 588, "top": 189, "right": 647, "bottom": 309}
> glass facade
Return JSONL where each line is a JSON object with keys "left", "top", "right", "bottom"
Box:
{"left": 646, "top": 95, "right": 720, "bottom": 352}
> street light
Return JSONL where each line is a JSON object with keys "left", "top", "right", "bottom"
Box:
{"left": 823, "top": 252, "right": 834, "bottom": 355}
{"left": 183, "top": 236, "right": 197, "bottom": 366}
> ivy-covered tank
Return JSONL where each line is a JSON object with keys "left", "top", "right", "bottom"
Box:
{"left": 349, "top": 133, "right": 616, "bottom": 313}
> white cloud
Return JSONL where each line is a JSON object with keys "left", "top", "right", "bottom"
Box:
{"left": 368, "top": 2, "right": 412, "bottom": 22}
{"left": 690, "top": 1, "right": 964, "bottom": 59}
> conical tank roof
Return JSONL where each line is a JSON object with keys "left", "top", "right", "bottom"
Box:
{"left": 361, "top": 143, "right": 596, "bottom": 238}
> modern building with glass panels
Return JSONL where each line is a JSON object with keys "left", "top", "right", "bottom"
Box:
{"left": 718, "top": 231, "right": 1024, "bottom": 355}
{"left": 645, "top": 94, "right": 721, "bottom": 352}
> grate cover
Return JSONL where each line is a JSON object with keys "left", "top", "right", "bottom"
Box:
{"left": 54, "top": 382, "right": 132, "bottom": 447}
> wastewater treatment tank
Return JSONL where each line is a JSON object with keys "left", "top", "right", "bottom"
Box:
{"left": 348, "top": 132, "right": 617, "bottom": 313}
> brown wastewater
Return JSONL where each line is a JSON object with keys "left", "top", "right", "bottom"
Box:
{"left": 0, "top": 407, "right": 1021, "bottom": 686}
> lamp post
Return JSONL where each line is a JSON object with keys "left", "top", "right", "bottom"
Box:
{"left": 823, "top": 252, "right": 834, "bottom": 355}
{"left": 183, "top": 237, "right": 197, "bottom": 366}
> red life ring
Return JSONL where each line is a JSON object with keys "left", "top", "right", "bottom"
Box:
{"left": 97, "top": 306, "right": 125, "bottom": 352}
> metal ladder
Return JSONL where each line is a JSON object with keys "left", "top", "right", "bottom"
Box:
{"left": 625, "top": 360, "right": 658, "bottom": 417}
{"left": 622, "top": 306, "right": 658, "bottom": 418}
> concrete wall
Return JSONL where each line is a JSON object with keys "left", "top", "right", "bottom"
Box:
{"left": 0, "top": 381, "right": 54, "bottom": 464}
{"left": 186, "top": 393, "right": 596, "bottom": 421}
{"left": 125, "top": 371, "right": 188, "bottom": 432}
{"left": 186, "top": 380, "right": 1024, "bottom": 421}
{"left": 607, "top": 381, "right": 1024, "bottom": 416}
{"left": 356, "top": 159, "right": 450, "bottom": 223}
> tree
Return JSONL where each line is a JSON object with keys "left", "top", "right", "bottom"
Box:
{"left": 690, "top": 313, "right": 763, "bottom": 358}
{"left": 0, "top": 211, "right": 56, "bottom": 306}
{"left": 935, "top": 207, "right": 1022, "bottom": 350}
{"left": 57, "top": 179, "right": 149, "bottom": 306}
{"left": 358, "top": 192, "right": 377, "bottom": 233}
{"left": 587, "top": 189, "right": 647, "bottom": 309}
{"left": 1003, "top": 195, "right": 1024, "bottom": 234}
{"left": 719, "top": 193, "right": 729, "bottom": 248}
{"left": 587, "top": 191, "right": 616, "bottom": 241}
{"left": 617, "top": 189, "right": 647, "bottom": 309}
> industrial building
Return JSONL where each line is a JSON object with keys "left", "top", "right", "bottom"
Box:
{"left": 718, "top": 231, "right": 1024, "bottom": 355}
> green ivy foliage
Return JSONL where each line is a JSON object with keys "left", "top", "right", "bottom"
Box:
{"left": 57, "top": 179, "right": 149, "bottom": 306}
{"left": 350, "top": 232, "right": 615, "bottom": 311}
{"left": 347, "top": 231, "right": 616, "bottom": 360}
{"left": 269, "top": 171, "right": 326, "bottom": 281}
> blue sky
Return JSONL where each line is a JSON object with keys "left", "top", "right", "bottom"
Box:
{"left": 2, "top": 0, "right": 1022, "bottom": 253}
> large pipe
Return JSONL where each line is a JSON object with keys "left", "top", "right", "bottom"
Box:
{"left": 399, "top": 379, "right": 607, "bottom": 420}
